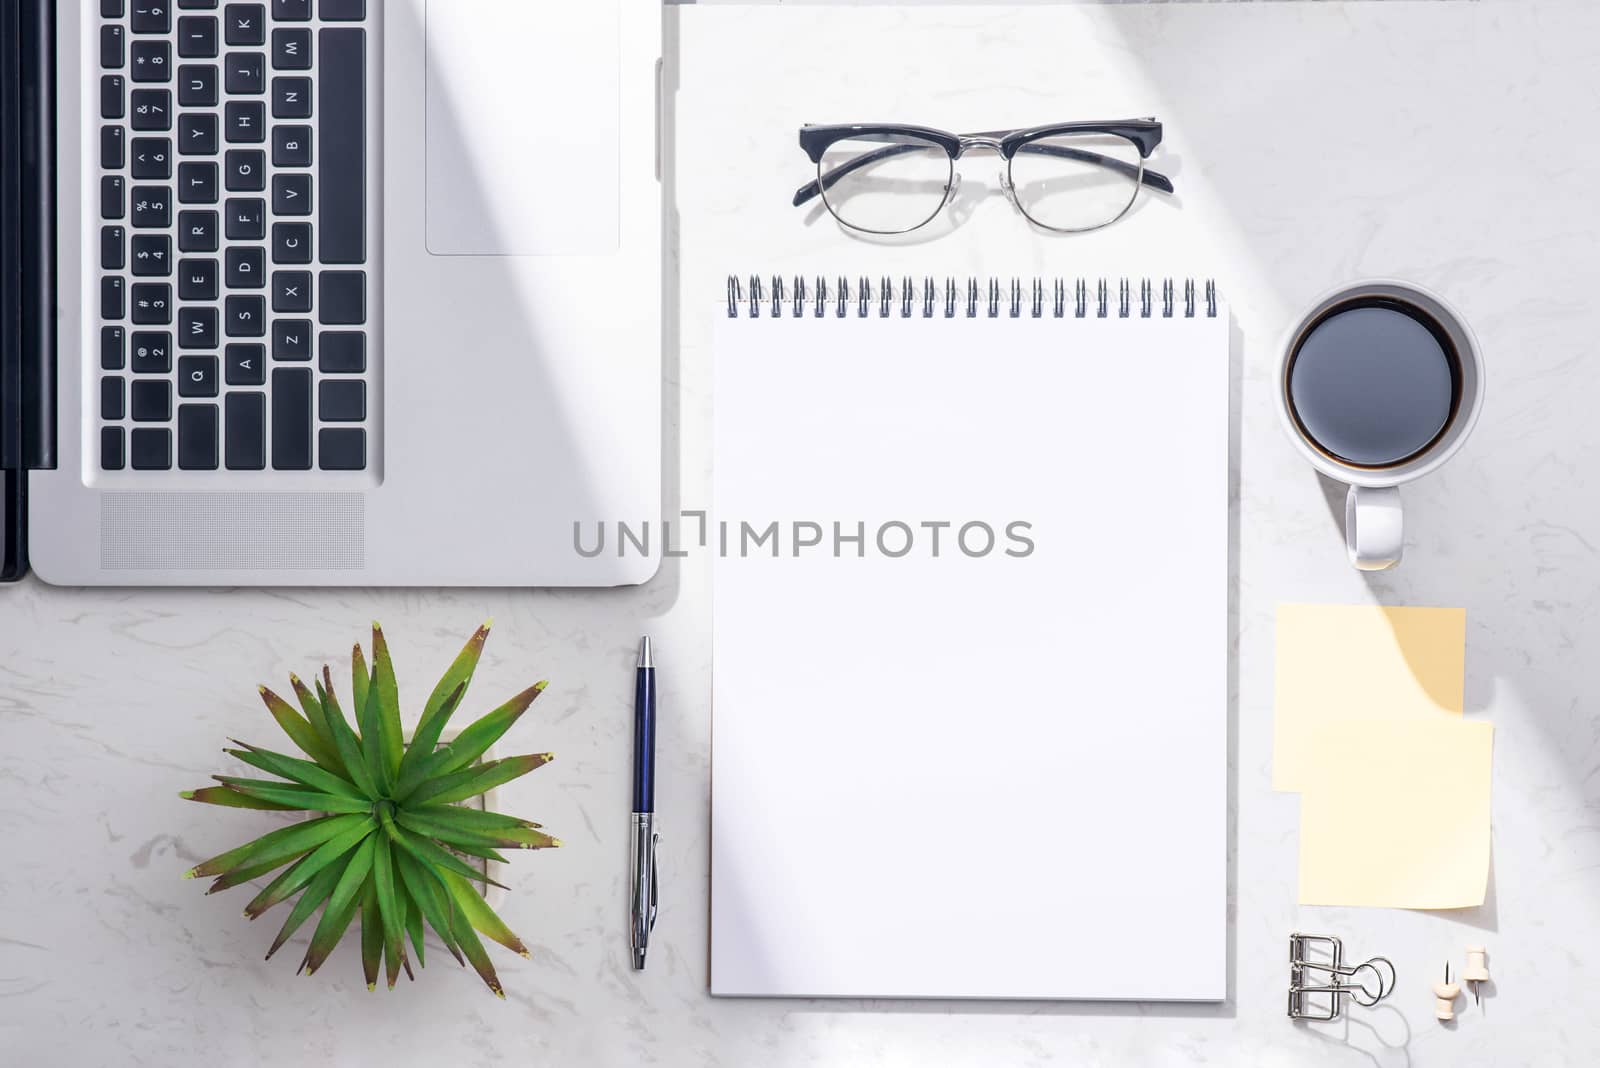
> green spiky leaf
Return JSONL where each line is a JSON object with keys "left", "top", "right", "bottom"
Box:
{"left": 411, "top": 681, "right": 548, "bottom": 785}
{"left": 441, "top": 870, "right": 531, "bottom": 959}
{"left": 405, "top": 753, "right": 554, "bottom": 808}
{"left": 266, "top": 860, "right": 344, "bottom": 961}
{"left": 303, "top": 836, "right": 377, "bottom": 976}
{"left": 360, "top": 879, "right": 382, "bottom": 990}
{"left": 414, "top": 622, "right": 491, "bottom": 744}
{"left": 258, "top": 686, "right": 344, "bottom": 775}
{"left": 184, "top": 624, "right": 557, "bottom": 996}
{"left": 371, "top": 625, "right": 406, "bottom": 783}
{"left": 182, "top": 785, "right": 299, "bottom": 812}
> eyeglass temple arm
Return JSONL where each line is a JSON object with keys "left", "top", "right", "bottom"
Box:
{"left": 792, "top": 139, "right": 1175, "bottom": 208}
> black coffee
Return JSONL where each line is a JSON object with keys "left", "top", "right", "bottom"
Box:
{"left": 1287, "top": 298, "right": 1460, "bottom": 468}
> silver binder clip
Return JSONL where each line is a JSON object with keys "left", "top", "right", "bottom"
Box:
{"left": 1288, "top": 933, "right": 1397, "bottom": 1021}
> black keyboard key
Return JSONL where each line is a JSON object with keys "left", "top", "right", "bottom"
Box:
{"left": 103, "top": 0, "right": 126, "bottom": 16}
{"left": 130, "top": 283, "right": 172, "bottom": 324}
{"left": 178, "top": 257, "right": 219, "bottom": 300}
{"left": 272, "top": 125, "right": 311, "bottom": 167}
{"left": 130, "top": 331, "right": 173, "bottom": 372}
{"left": 178, "top": 355, "right": 219, "bottom": 397}
{"left": 179, "top": 209, "right": 219, "bottom": 251}
{"left": 319, "top": 380, "right": 364, "bottom": 422}
{"left": 102, "top": 427, "right": 127, "bottom": 472}
{"left": 130, "top": 137, "right": 171, "bottom": 179}
{"left": 178, "top": 404, "right": 220, "bottom": 469}
{"left": 178, "top": 63, "right": 219, "bottom": 107}
{"left": 271, "top": 367, "right": 312, "bottom": 470}
{"left": 226, "top": 343, "right": 266, "bottom": 385}
{"left": 318, "top": 330, "right": 364, "bottom": 373}
{"left": 102, "top": 277, "right": 126, "bottom": 320}
{"left": 102, "top": 376, "right": 127, "bottom": 420}
{"left": 273, "top": 0, "right": 311, "bottom": 19}
{"left": 131, "top": 40, "right": 171, "bottom": 82}
{"left": 102, "top": 326, "right": 127, "bottom": 370}
{"left": 130, "top": 186, "right": 172, "bottom": 228}
{"left": 224, "top": 148, "right": 265, "bottom": 191}
{"left": 225, "top": 295, "right": 265, "bottom": 336}
{"left": 179, "top": 111, "right": 219, "bottom": 153}
{"left": 272, "top": 319, "right": 312, "bottom": 360}
{"left": 318, "top": 271, "right": 364, "bottom": 324}
{"left": 180, "top": 0, "right": 218, "bottom": 7}
{"left": 225, "top": 100, "right": 265, "bottom": 143}
{"left": 225, "top": 245, "right": 265, "bottom": 288}
{"left": 102, "top": 25, "right": 126, "bottom": 69}
{"left": 272, "top": 27, "right": 311, "bottom": 70}
{"left": 271, "top": 76, "right": 311, "bottom": 119}
{"left": 130, "top": 234, "right": 172, "bottom": 275}
{"left": 131, "top": 428, "right": 172, "bottom": 470}
{"left": 224, "top": 197, "right": 264, "bottom": 239}
{"left": 101, "top": 75, "right": 125, "bottom": 119}
{"left": 224, "top": 52, "right": 264, "bottom": 94}
{"left": 101, "top": 125, "right": 125, "bottom": 168}
{"left": 101, "top": 175, "right": 126, "bottom": 219}
{"left": 272, "top": 270, "right": 312, "bottom": 313}
{"left": 131, "top": 1, "right": 172, "bottom": 34}
{"left": 179, "top": 305, "right": 219, "bottom": 348}
{"left": 224, "top": 4, "right": 265, "bottom": 46}
{"left": 319, "top": 28, "right": 365, "bottom": 263}
{"left": 131, "top": 379, "right": 172, "bottom": 422}
{"left": 178, "top": 161, "right": 218, "bottom": 203}
{"left": 272, "top": 172, "right": 311, "bottom": 216}
{"left": 224, "top": 393, "right": 266, "bottom": 470}
{"left": 177, "top": 15, "right": 219, "bottom": 58}
{"left": 321, "top": 0, "right": 363, "bottom": 20}
{"left": 101, "top": 226, "right": 126, "bottom": 270}
{"left": 318, "top": 429, "right": 365, "bottom": 471}
{"left": 130, "top": 89, "right": 172, "bottom": 130}
{"left": 272, "top": 222, "right": 311, "bottom": 263}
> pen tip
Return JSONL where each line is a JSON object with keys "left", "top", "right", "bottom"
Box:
{"left": 637, "top": 636, "right": 653, "bottom": 669}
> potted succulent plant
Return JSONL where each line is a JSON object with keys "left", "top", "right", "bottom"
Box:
{"left": 181, "top": 623, "right": 560, "bottom": 997}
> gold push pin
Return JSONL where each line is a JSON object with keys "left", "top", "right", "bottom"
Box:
{"left": 1463, "top": 945, "right": 1489, "bottom": 1005}
{"left": 1433, "top": 962, "right": 1461, "bottom": 1021}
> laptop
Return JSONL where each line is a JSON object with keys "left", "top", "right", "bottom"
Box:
{"left": 0, "top": 0, "right": 663, "bottom": 586}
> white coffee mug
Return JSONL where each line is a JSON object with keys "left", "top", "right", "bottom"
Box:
{"left": 1277, "top": 280, "right": 1485, "bottom": 571}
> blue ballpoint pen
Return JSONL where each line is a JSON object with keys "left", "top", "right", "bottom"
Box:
{"left": 629, "top": 637, "right": 659, "bottom": 970}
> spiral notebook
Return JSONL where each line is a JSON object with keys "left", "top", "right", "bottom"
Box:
{"left": 710, "top": 275, "right": 1230, "bottom": 1000}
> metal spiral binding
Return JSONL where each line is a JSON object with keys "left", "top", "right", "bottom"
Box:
{"left": 729, "top": 276, "right": 1219, "bottom": 319}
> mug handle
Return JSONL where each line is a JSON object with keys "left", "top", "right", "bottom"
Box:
{"left": 1345, "top": 485, "right": 1403, "bottom": 571}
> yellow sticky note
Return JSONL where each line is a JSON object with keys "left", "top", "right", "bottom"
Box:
{"left": 1274, "top": 604, "right": 1466, "bottom": 791}
{"left": 1297, "top": 716, "right": 1494, "bottom": 909}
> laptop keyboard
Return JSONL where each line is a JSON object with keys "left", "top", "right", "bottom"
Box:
{"left": 95, "top": 0, "right": 373, "bottom": 474}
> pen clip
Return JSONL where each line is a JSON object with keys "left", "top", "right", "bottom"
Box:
{"left": 647, "top": 830, "right": 659, "bottom": 931}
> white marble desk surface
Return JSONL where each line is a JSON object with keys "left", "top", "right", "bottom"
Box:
{"left": 4, "top": 2, "right": 1599, "bottom": 1065}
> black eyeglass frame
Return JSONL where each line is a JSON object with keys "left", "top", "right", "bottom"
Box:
{"left": 793, "top": 120, "right": 1175, "bottom": 235}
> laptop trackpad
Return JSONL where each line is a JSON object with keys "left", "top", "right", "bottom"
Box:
{"left": 424, "top": 0, "right": 620, "bottom": 256}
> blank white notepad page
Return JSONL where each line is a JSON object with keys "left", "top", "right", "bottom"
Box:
{"left": 712, "top": 299, "right": 1229, "bottom": 1000}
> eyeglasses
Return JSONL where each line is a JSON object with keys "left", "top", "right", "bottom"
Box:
{"left": 793, "top": 120, "right": 1175, "bottom": 236}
